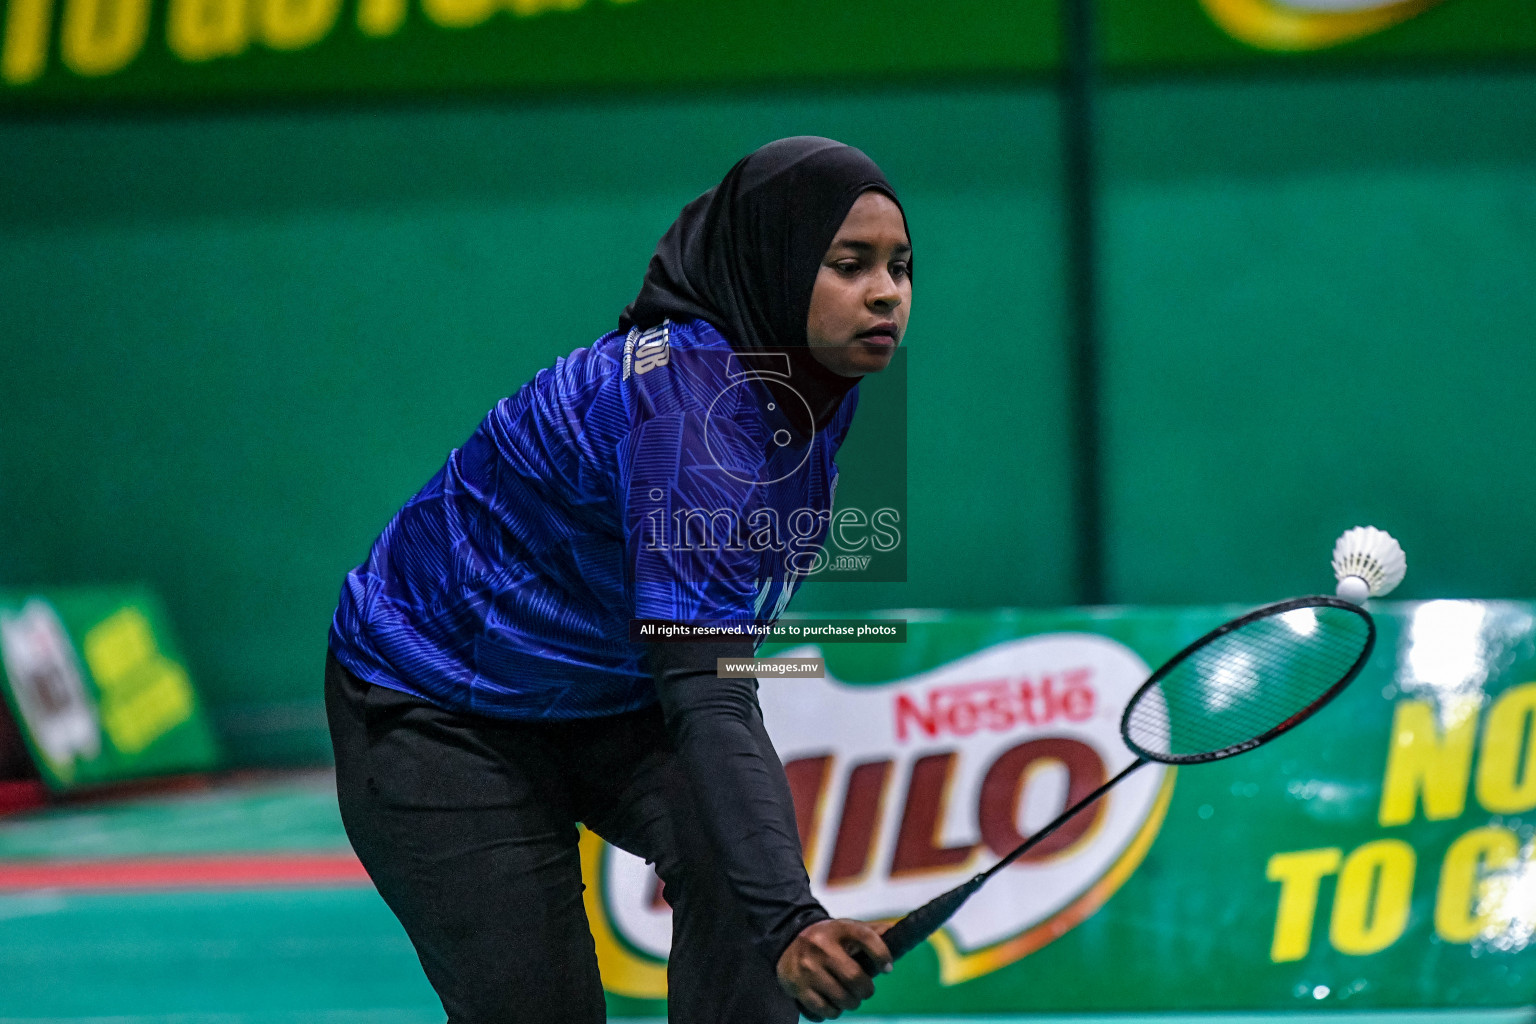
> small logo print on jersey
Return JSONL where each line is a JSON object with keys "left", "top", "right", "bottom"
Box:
{"left": 634, "top": 331, "right": 670, "bottom": 376}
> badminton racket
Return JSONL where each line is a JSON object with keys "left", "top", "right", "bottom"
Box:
{"left": 854, "top": 594, "right": 1376, "bottom": 974}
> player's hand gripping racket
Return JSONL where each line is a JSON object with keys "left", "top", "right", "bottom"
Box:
{"left": 852, "top": 595, "right": 1376, "bottom": 975}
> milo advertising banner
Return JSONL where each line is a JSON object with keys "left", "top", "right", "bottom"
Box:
{"left": 0, "top": 587, "right": 221, "bottom": 789}
{"left": 0, "top": 0, "right": 1058, "bottom": 107}
{"left": 588, "top": 602, "right": 1536, "bottom": 1015}
{"left": 1101, "top": 0, "right": 1536, "bottom": 65}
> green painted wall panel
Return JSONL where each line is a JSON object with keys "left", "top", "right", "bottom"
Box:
{"left": 1097, "top": 71, "right": 1536, "bottom": 606}
{"left": 0, "top": 87, "right": 1071, "bottom": 763}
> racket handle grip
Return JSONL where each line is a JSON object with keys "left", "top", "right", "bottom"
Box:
{"left": 854, "top": 876, "right": 984, "bottom": 975}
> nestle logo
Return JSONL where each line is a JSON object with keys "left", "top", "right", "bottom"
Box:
{"left": 894, "top": 670, "right": 1096, "bottom": 742}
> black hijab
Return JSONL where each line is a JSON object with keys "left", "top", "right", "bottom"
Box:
{"left": 619, "top": 137, "right": 908, "bottom": 433}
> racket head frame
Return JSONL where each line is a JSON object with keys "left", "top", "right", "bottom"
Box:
{"left": 1119, "top": 595, "right": 1377, "bottom": 766}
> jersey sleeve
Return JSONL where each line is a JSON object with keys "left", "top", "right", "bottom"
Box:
{"left": 623, "top": 407, "right": 769, "bottom": 623}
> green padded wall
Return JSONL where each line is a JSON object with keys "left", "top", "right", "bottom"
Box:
{"left": 1098, "top": 70, "right": 1536, "bottom": 606}
{"left": 11, "top": 66, "right": 1533, "bottom": 768}
{"left": 0, "top": 87, "right": 1071, "bottom": 762}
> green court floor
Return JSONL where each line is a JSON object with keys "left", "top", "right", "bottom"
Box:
{"left": 0, "top": 774, "right": 1529, "bottom": 1023}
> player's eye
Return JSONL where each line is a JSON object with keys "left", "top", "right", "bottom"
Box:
{"left": 833, "top": 260, "right": 862, "bottom": 275}
{"left": 890, "top": 261, "right": 910, "bottom": 279}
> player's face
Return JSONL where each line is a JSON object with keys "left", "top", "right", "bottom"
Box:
{"left": 806, "top": 191, "right": 911, "bottom": 377}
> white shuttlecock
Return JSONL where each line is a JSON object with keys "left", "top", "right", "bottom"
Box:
{"left": 1332, "top": 526, "right": 1406, "bottom": 604}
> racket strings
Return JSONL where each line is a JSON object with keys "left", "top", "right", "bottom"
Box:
{"left": 1152, "top": 641, "right": 1357, "bottom": 734}
{"left": 1133, "top": 617, "right": 1364, "bottom": 755}
{"left": 1125, "top": 605, "right": 1370, "bottom": 761}
{"left": 1168, "top": 640, "right": 1358, "bottom": 717}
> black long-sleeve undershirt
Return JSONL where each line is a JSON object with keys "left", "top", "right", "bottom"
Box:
{"left": 647, "top": 640, "right": 830, "bottom": 967}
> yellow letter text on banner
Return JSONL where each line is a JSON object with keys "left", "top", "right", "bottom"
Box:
{"left": 356, "top": 0, "right": 405, "bottom": 36}
{"left": 61, "top": 0, "right": 149, "bottom": 76}
{"left": 2, "top": 0, "right": 52, "bottom": 84}
{"left": 506, "top": 0, "right": 584, "bottom": 17}
{"left": 1378, "top": 699, "right": 1476, "bottom": 826}
{"left": 422, "top": 0, "right": 496, "bottom": 29}
{"left": 256, "top": 0, "right": 341, "bottom": 50}
{"left": 167, "top": 0, "right": 248, "bottom": 62}
{"left": 1436, "top": 826, "right": 1519, "bottom": 943}
{"left": 1476, "top": 682, "right": 1536, "bottom": 815}
{"left": 1266, "top": 847, "right": 1342, "bottom": 962}
{"left": 1330, "top": 839, "right": 1415, "bottom": 955}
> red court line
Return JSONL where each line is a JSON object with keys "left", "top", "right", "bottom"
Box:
{"left": 0, "top": 853, "right": 371, "bottom": 891}
{"left": 0, "top": 780, "right": 48, "bottom": 816}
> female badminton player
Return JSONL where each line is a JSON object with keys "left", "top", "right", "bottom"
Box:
{"left": 325, "top": 137, "right": 909, "bottom": 1023}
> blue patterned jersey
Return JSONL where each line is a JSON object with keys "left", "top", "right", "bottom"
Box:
{"left": 329, "top": 319, "right": 858, "bottom": 720}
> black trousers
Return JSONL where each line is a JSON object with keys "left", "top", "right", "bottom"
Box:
{"left": 324, "top": 652, "right": 798, "bottom": 1024}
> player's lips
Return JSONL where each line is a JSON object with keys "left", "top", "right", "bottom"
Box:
{"left": 855, "top": 323, "right": 899, "bottom": 345}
